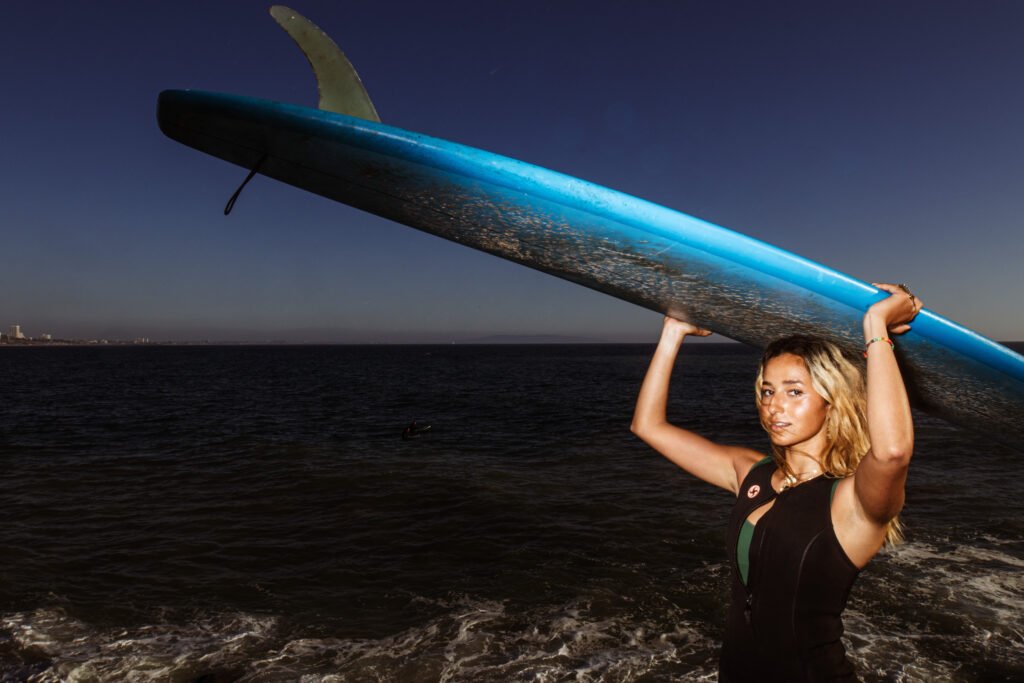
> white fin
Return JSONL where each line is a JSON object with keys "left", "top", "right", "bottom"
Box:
{"left": 270, "top": 5, "right": 381, "bottom": 122}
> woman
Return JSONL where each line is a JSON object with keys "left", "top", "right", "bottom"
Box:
{"left": 631, "top": 283, "right": 921, "bottom": 681}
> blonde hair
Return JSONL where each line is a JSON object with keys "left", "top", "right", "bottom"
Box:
{"left": 755, "top": 336, "right": 903, "bottom": 547}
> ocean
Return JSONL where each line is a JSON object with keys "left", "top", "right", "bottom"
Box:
{"left": 1, "top": 344, "right": 1021, "bottom": 681}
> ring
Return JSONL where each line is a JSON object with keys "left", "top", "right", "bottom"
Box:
{"left": 897, "top": 282, "right": 917, "bottom": 307}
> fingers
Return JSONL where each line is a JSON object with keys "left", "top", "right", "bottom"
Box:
{"left": 869, "top": 282, "right": 923, "bottom": 333}
{"left": 872, "top": 283, "right": 919, "bottom": 305}
{"left": 662, "top": 315, "right": 713, "bottom": 336}
{"left": 872, "top": 283, "right": 923, "bottom": 309}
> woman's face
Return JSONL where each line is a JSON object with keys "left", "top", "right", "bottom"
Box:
{"left": 759, "top": 353, "right": 830, "bottom": 450}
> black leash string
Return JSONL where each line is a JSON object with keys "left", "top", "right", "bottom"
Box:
{"left": 224, "top": 153, "right": 269, "bottom": 215}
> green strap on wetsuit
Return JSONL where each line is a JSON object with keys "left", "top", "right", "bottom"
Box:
{"left": 738, "top": 519, "right": 756, "bottom": 585}
{"left": 737, "top": 457, "right": 772, "bottom": 585}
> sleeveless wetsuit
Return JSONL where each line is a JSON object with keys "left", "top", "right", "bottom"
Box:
{"left": 720, "top": 458, "right": 861, "bottom": 682}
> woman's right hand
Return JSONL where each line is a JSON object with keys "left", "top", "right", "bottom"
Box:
{"left": 660, "top": 315, "right": 713, "bottom": 344}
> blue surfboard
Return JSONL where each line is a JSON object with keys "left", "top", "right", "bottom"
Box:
{"left": 156, "top": 88, "right": 1024, "bottom": 445}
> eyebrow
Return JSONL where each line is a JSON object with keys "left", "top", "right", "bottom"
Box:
{"left": 761, "top": 379, "right": 804, "bottom": 386}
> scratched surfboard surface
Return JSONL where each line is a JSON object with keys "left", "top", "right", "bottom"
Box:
{"left": 158, "top": 90, "right": 1024, "bottom": 445}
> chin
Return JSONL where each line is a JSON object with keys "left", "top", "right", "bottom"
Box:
{"left": 768, "top": 430, "right": 813, "bottom": 448}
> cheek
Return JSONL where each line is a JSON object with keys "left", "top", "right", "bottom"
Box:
{"left": 793, "top": 398, "right": 828, "bottom": 424}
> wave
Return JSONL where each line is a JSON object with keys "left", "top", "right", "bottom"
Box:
{"left": 1, "top": 596, "right": 720, "bottom": 682}
{"left": 845, "top": 537, "right": 1024, "bottom": 682}
{"left": 3, "top": 538, "right": 1021, "bottom": 681}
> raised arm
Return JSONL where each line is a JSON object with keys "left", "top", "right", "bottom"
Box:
{"left": 852, "top": 283, "right": 921, "bottom": 523}
{"left": 631, "top": 317, "right": 762, "bottom": 494}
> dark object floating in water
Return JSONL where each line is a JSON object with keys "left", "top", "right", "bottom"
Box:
{"left": 402, "top": 420, "right": 432, "bottom": 440}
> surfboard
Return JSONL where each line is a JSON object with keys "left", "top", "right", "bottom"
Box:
{"left": 156, "top": 94, "right": 1024, "bottom": 447}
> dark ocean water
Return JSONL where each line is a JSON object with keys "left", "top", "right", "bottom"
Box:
{"left": 0, "top": 344, "right": 1021, "bottom": 682}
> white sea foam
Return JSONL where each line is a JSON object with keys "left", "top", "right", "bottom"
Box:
{"left": 1, "top": 596, "right": 720, "bottom": 682}
{"left": 3, "top": 539, "right": 1019, "bottom": 681}
{"left": 248, "top": 594, "right": 719, "bottom": 681}
{"left": 2, "top": 608, "right": 277, "bottom": 682}
{"left": 843, "top": 538, "right": 1023, "bottom": 682}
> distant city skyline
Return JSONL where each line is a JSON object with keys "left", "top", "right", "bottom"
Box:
{"left": 0, "top": 319, "right": 650, "bottom": 345}
{"left": 2, "top": 323, "right": 144, "bottom": 345}
{"left": 4, "top": 2, "right": 1023, "bottom": 343}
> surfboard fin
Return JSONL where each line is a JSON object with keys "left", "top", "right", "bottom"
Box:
{"left": 270, "top": 5, "right": 381, "bottom": 122}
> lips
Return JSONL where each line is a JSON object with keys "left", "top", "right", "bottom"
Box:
{"left": 770, "top": 421, "right": 790, "bottom": 432}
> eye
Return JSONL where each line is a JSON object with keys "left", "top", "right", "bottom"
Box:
{"left": 760, "top": 388, "right": 774, "bottom": 398}
{"left": 788, "top": 389, "right": 803, "bottom": 397}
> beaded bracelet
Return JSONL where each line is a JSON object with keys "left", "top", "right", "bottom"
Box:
{"left": 863, "top": 336, "right": 894, "bottom": 358}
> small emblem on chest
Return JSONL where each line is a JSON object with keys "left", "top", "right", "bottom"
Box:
{"left": 746, "top": 484, "right": 761, "bottom": 499}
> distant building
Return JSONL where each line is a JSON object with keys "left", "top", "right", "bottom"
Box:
{"left": 40, "top": 333, "right": 52, "bottom": 341}
{"left": 9, "top": 325, "right": 24, "bottom": 339}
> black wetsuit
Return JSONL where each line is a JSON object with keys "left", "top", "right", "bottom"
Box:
{"left": 720, "top": 459, "right": 861, "bottom": 682}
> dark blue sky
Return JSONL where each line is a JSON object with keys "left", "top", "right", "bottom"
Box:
{"left": 4, "top": 1, "right": 1022, "bottom": 342}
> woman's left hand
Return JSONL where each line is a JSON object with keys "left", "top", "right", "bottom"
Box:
{"left": 868, "top": 282, "right": 923, "bottom": 335}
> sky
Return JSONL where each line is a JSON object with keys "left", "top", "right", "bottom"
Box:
{"left": 3, "top": 1, "right": 1023, "bottom": 343}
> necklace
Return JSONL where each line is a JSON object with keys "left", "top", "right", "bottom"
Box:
{"left": 779, "top": 468, "right": 821, "bottom": 491}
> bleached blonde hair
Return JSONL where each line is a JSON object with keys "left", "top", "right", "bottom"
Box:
{"left": 755, "top": 336, "right": 903, "bottom": 546}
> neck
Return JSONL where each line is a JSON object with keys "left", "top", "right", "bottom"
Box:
{"left": 782, "top": 447, "right": 824, "bottom": 475}
{"left": 778, "top": 450, "right": 824, "bottom": 491}
{"left": 781, "top": 424, "right": 829, "bottom": 473}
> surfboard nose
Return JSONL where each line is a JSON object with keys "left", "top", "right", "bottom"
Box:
{"left": 158, "top": 90, "right": 270, "bottom": 172}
